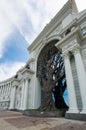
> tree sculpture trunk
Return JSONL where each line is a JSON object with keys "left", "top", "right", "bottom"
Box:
{"left": 40, "top": 89, "right": 56, "bottom": 111}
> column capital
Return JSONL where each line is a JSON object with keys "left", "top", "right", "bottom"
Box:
{"left": 62, "top": 51, "right": 70, "bottom": 59}
{"left": 12, "top": 85, "right": 17, "bottom": 88}
{"left": 71, "top": 45, "right": 81, "bottom": 55}
{"left": 21, "top": 73, "right": 32, "bottom": 80}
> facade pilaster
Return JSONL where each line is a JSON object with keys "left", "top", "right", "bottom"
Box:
{"left": 23, "top": 78, "right": 29, "bottom": 110}
{"left": 19, "top": 79, "right": 24, "bottom": 110}
{"left": 73, "top": 47, "right": 86, "bottom": 113}
{"left": 9, "top": 86, "right": 16, "bottom": 109}
{"left": 62, "top": 52, "right": 79, "bottom": 113}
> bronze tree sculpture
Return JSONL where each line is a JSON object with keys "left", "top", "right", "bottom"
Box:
{"left": 37, "top": 40, "right": 68, "bottom": 111}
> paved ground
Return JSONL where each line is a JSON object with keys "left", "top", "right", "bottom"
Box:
{"left": 0, "top": 111, "right": 86, "bottom": 130}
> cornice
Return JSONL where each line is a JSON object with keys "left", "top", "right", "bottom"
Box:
{"left": 20, "top": 68, "right": 35, "bottom": 75}
{"left": 55, "top": 27, "right": 82, "bottom": 50}
{"left": 18, "top": 68, "right": 35, "bottom": 80}
{"left": 17, "top": 66, "right": 25, "bottom": 73}
{"left": 77, "top": 12, "right": 86, "bottom": 25}
{"left": 0, "top": 76, "right": 14, "bottom": 85}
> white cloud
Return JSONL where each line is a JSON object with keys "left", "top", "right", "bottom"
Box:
{"left": 0, "top": 7, "right": 13, "bottom": 58}
{"left": 0, "top": 62, "right": 25, "bottom": 81}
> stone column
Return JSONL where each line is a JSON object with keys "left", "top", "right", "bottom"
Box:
{"left": 9, "top": 86, "right": 16, "bottom": 109}
{"left": 20, "top": 80, "right": 24, "bottom": 110}
{"left": 23, "top": 78, "right": 29, "bottom": 110}
{"left": 63, "top": 52, "right": 79, "bottom": 113}
{"left": 73, "top": 47, "right": 86, "bottom": 113}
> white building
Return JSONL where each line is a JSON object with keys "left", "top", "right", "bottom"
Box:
{"left": 0, "top": 0, "right": 86, "bottom": 120}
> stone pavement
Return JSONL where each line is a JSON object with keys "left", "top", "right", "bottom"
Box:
{"left": 0, "top": 111, "right": 86, "bottom": 130}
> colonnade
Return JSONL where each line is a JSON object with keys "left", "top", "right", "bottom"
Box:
{"left": 0, "top": 81, "right": 12, "bottom": 109}
{"left": 0, "top": 67, "right": 34, "bottom": 110}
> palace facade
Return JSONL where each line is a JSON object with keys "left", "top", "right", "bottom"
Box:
{"left": 0, "top": 0, "right": 86, "bottom": 120}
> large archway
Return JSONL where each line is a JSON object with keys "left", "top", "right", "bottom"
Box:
{"left": 37, "top": 40, "right": 69, "bottom": 111}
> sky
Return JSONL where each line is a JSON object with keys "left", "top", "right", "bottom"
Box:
{"left": 0, "top": 0, "right": 86, "bottom": 81}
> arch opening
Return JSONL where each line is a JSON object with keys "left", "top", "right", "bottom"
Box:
{"left": 37, "top": 40, "right": 69, "bottom": 111}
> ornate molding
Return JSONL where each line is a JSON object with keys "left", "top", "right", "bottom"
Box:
{"left": 12, "top": 79, "right": 19, "bottom": 87}
{"left": 62, "top": 43, "right": 80, "bottom": 59}
{"left": 62, "top": 39, "right": 78, "bottom": 52}
{"left": 71, "top": 45, "right": 81, "bottom": 55}
{"left": 62, "top": 51, "right": 70, "bottom": 60}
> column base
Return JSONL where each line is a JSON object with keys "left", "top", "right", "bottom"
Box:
{"left": 80, "top": 109, "right": 86, "bottom": 114}
{"left": 9, "top": 107, "right": 15, "bottom": 110}
{"left": 8, "top": 108, "right": 14, "bottom": 110}
{"left": 65, "top": 113, "right": 86, "bottom": 121}
{"left": 22, "top": 107, "right": 27, "bottom": 111}
{"left": 22, "top": 108, "right": 25, "bottom": 111}
{"left": 66, "top": 109, "right": 79, "bottom": 114}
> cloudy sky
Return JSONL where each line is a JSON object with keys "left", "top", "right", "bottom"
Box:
{"left": 0, "top": 0, "right": 86, "bottom": 81}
